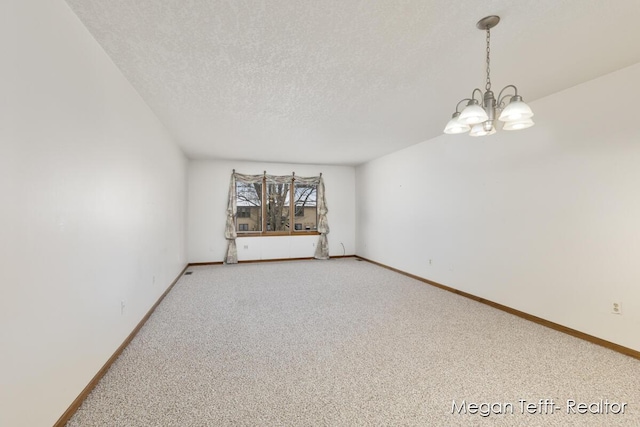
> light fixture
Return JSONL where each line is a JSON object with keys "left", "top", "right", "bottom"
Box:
{"left": 443, "top": 16, "right": 534, "bottom": 136}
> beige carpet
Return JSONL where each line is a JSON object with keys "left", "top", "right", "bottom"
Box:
{"left": 67, "top": 258, "right": 640, "bottom": 426}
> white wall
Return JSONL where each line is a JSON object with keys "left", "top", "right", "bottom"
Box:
{"left": 356, "top": 62, "right": 640, "bottom": 352}
{"left": 189, "top": 160, "right": 356, "bottom": 263}
{"left": 0, "top": 1, "right": 188, "bottom": 426}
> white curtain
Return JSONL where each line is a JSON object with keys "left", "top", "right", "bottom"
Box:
{"left": 224, "top": 172, "right": 238, "bottom": 264}
{"left": 313, "top": 175, "right": 329, "bottom": 260}
{"left": 224, "top": 172, "right": 263, "bottom": 264}
{"left": 224, "top": 171, "right": 329, "bottom": 263}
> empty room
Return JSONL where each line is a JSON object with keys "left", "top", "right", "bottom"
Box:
{"left": 2, "top": 0, "right": 640, "bottom": 426}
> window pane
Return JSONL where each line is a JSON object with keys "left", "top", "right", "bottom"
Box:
{"left": 265, "top": 182, "right": 290, "bottom": 232}
{"left": 293, "top": 183, "right": 317, "bottom": 232}
{"left": 236, "top": 181, "right": 262, "bottom": 232}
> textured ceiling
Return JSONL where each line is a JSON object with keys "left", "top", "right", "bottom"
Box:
{"left": 64, "top": 0, "right": 640, "bottom": 165}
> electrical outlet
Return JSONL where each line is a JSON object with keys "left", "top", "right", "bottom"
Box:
{"left": 429, "top": 259, "right": 432, "bottom": 265}
{"left": 611, "top": 302, "right": 622, "bottom": 315}
{"left": 243, "top": 245, "right": 248, "bottom": 249}
{"left": 121, "top": 300, "right": 126, "bottom": 315}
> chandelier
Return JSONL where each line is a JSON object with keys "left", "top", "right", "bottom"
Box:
{"left": 444, "top": 16, "right": 534, "bottom": 136}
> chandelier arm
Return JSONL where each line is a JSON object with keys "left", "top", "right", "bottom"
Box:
{"left": 455, "top": 98, "right": 472, "bottom": 113}
{"left": 497, "top": 85, "right": 519, "bottom": 108}
{"left": 471, "top": 88, "right": 484, "bottom": 102}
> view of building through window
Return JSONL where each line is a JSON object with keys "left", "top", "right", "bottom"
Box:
{"left": 236, "top": 178, "right": 317, "bottom": 234}
{"left": 236, "top": 181, "right": 263, "bottom": 232}
{"left": 294, "top": 184, "right": 317, "bottom": 231}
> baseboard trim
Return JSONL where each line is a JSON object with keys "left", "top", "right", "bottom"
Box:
{"left": 188, "top": 261, "right": 224, "bottom": 266}
{"left": 238, "top": 256, "right": 314, "bottom": 264}
{"left": 236, "top": 255, "right": 356, "bottom": 264}
{"left": 53, "top": 264, "right": 190, "bottom": 427}
{"left": 187, "top": 255, "right": 356, "bottom": 266}
{"left": 356, "top": 256, "right": 640, "bottom": 361}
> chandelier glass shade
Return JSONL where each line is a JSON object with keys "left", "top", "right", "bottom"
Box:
{"left": 444, "top": 16, "right": 534, "bottom": 136}
{"left": 458, "top": 100, "right": 488, "bottom": 125}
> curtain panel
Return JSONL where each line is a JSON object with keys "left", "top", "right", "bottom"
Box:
{"left": 223, "top": 171, "right": 329, "bottom": 263}
{"left": 223, "top": 172, "right": 238, "bottom": 264}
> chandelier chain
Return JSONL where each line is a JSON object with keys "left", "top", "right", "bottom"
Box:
{"left": 485, "top": 28, "right": 491, "bottom": 91}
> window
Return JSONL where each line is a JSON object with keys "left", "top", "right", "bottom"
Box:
{"left": 235, "top": 175, "right": 318, "bottom": 235}
{"left": 266, "top": 181, "right": 290, "bottom": 232}
{"left": 293, "top": 183, "right": 317, "bottom": 232}
{"left": 236, "top": 181, "right": 262, "bottom": 233}
{"left": 237, "top": 206, "right": 251, "bottom": 218}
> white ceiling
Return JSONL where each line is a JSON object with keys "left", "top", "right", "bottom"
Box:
{"left": 64, "top": 0, "right": 640, "bottom": 166}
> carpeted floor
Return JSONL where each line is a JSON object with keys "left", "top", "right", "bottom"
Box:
{"left": 67, "top": 258, "right": 640, "bottom": 426}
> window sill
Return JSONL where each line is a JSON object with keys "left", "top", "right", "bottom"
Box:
{"left": 237, "top": 231, "right": 319, "bottom": 237}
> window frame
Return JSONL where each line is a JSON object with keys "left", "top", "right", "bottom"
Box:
{"left": 235, "top": 175, "right": 319, "bottom": 236}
